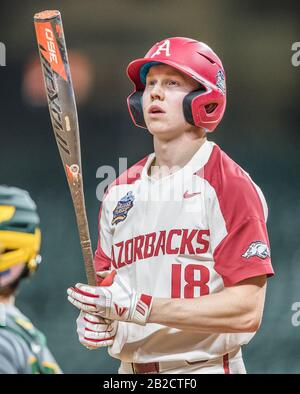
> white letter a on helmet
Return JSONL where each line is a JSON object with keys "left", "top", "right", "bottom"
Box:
{"left": 151, "top": 40, "right": 171, "bottom": 58}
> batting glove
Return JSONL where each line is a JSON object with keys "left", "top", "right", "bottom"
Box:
{"left": 67, "top": 270, "right": 153, "bottom": 326}
{"left": 76, "top": 311, "right": 117, "bottom": 350}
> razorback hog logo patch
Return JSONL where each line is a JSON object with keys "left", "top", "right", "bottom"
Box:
{"left": 242, "top": 241, "right": 270, "bottom": 260}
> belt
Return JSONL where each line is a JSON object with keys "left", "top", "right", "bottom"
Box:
{"left": 130, "top": 351, "right": 240, "bottom": 374}
{"left": 129, "top": 348, "right": 241, "bottom": 374}
{"left": 132, "top": 362, "right": 160, "bottom": 374}
{"left": 131, "top": 359, "right": 209, "bottom": 374}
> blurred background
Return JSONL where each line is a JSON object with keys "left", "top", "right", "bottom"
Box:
{"left": 0, "top": 0, "right": 299, "bottom": 373}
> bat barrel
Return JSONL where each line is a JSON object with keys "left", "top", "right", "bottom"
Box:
{"left": 34, "top": 9, "right": 97, "bottom": 287}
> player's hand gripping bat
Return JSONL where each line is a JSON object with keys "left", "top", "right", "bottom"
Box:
{"left": 34, "top": 10, "right": 96, "bottom": 286}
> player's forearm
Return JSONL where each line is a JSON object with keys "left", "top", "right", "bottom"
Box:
{"left": 148, "top": 284, "right": 265, "bottom": 333}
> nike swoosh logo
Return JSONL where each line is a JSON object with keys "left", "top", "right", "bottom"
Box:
{"left": 183, "top": 191, "right": 201, "bottom": 199}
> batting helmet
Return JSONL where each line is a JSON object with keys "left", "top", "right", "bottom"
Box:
{"left": 127, "top": 37, "right": 226, "bottom": 132}
{"left": 0, "top": 186, "right": 41, "bottom": 289}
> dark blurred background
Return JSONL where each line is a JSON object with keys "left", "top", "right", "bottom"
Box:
{"left": 0, "top": 0, "right": 299, "bottom": 373}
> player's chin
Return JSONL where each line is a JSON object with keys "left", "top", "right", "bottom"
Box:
{"left": 145, "top": 119, "right": 172, "bottom": 136}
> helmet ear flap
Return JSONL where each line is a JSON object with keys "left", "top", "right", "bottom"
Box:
{"left": 183, "top": 88, "right": 225, "bottom": 132}
{"left": 127, "top": 91, "right": 147, "bottom": 128}
{"left": 183, "top": 90, "right": 202, "bottom": 126}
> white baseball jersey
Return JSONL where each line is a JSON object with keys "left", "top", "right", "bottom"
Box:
{"left": 94, "top": 140, "right": 274, "bottom": 363}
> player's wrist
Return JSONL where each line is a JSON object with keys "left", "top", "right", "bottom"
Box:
{"left": 130, "top": 293, "right": 153, "bottom": 325}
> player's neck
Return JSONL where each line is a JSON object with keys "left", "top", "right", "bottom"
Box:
{"left": 0, "top": 294, "right": 15, "bottom": 305}
{"left": 150, "top": 133, "right": 207, "bottom": 178}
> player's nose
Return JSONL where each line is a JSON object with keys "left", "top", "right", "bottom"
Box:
{"left": 150, "top": 83, "right": 165, "bottom": 101}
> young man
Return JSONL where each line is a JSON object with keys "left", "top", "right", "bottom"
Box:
{"left": 0, "top": 185, "right": 61, "bottom": 374}
{"left": 68, "top": 37, "right": 274, "bottom": 374}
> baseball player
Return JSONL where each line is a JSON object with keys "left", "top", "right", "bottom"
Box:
{"left": 0, "top": 185, "right": 61, "bottom": 374}
{"left": 67, "top": 37, "right": 274, "bottom": 374}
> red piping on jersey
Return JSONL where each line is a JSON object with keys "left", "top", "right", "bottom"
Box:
{"left": 200, "top": 145, "right": 267, "bottom": 230}
{"left": 109, "top": 155, "right": 149, "bottom": 189}
{"left": 195, "top": 145, "right": 274, "bottom": 286}
{"left": 94, "top": 202, "right": 112, "bottom": 285}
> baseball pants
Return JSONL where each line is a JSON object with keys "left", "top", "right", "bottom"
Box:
{"left": 118, "top": 347, "right": 246, "bottom": 374}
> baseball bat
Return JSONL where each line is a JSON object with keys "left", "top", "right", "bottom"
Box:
{"left": 34, "top": 10, "right": 96, "bottom": 286}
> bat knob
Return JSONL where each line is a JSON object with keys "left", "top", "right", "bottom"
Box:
{"left": 66, "top": 164, "right": 80, "bottom": 182}
{"left": 70, "top": 164, "right": 79, "bottom": 174}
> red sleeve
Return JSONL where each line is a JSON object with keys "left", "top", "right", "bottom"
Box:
{"left": 93, "top": 202, "right": 112, "bottom": 285}
{"left": 213, "top": 218, "right": 273, "bottom": 286}
{"left": 94, "top": 239, "right": 111, "bottom": 271}
{"left": 203, "top": 145, "right": 274, "bottom": 286}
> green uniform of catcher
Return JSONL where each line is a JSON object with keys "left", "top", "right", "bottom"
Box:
{"left": 0, "top": 185, "right": 61, "bottom": 374}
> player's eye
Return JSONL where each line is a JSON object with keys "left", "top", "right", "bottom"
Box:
{"left": 146, "top": 79, "right": 156, "bottom": 87}
{"left": 167, "top": 80, "right": 179, "bottom": 86}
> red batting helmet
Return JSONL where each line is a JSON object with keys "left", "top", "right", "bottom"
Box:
{"left": 127, "top": 37, "right": 226, "bottom": 132}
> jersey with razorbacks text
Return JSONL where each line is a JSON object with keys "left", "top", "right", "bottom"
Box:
{"left": 94, "top": 140, "right": 274, "bottom": 363}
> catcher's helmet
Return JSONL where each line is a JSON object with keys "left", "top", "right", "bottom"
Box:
{"left": 0, "top": 186, "right": 41, "bottom": 289}
{"left": 127, "top": 37, "right": 226, "bottom": 132}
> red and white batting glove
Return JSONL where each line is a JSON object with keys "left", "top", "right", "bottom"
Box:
{"left": 67, "top": 270, "right": 153, "bottom": 326}
{"left": 76, "top": 311, "right": 117, "bottom": 350}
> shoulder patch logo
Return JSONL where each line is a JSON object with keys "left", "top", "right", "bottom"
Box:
{"left": 242, "top": 241, "right": 270, "bottom": 260}
{"left": 112, "top": 191, "right": 135, "bottom": 226}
